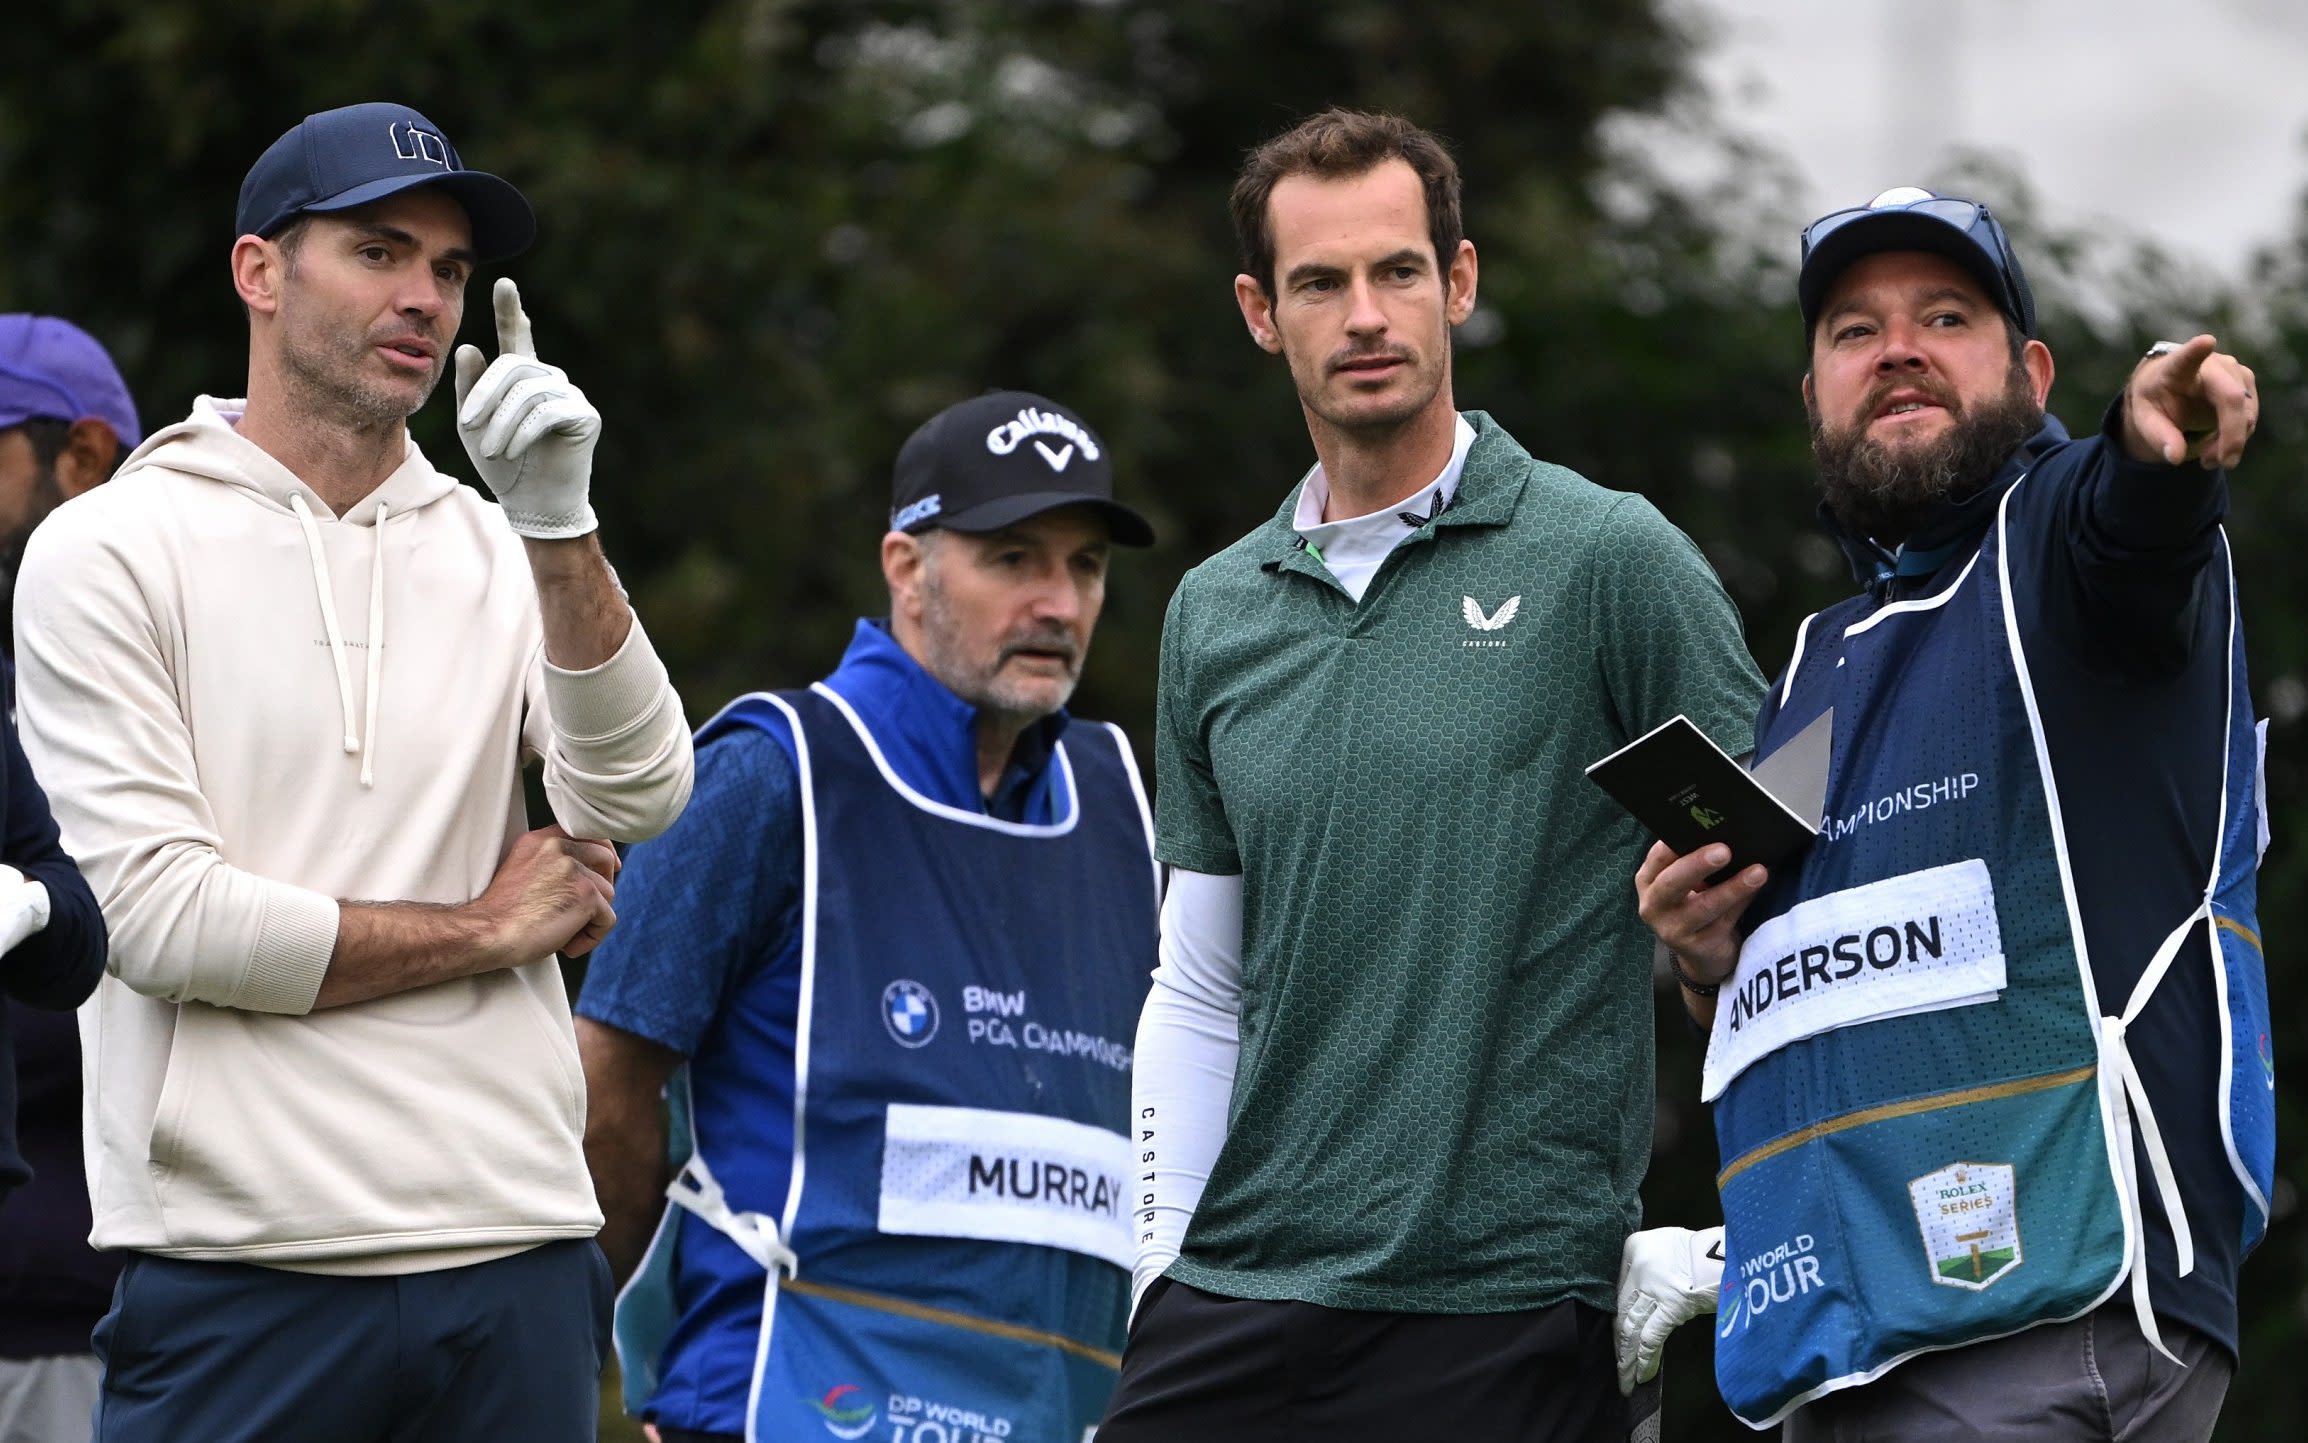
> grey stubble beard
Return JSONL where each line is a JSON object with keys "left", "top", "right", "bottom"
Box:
{"left": 917, "top": 554, "right": 1081, "bottom": 728}
{"left": 276, "top": 320, "right": 439, "bottom": 435}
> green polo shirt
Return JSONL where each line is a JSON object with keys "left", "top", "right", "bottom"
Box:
{"left": 1156, "top": 411, "right": 1765, "bottom": 1313}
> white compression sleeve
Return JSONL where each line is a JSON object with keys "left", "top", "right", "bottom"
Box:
{"left": 1129, "top": 867, "right": 1243, "bottom": 1310}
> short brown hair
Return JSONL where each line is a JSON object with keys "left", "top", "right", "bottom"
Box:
{"left": 1231, "top": 109, "right": 1464, "bottom": 300}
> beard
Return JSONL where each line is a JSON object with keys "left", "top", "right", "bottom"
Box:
{"left": 917, "top": 559, "right": 1082, "bottom": 724}
{"left": 277, "top": 311, "right": 443, "bottom": 431}
{"left": 1810, "top": 361, "right": 2044, "bottom": 547}
{"left": 0, "top": 464, "right": 65, "bottom": 631}
{"left": 1296, "top": 341, "right": 1445, "bottom": 435}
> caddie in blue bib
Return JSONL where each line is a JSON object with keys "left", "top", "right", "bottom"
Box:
{"left": 618, "top": 684, "right": 1156, "bottom": 1443}
{"left": 1618, "top": 182, "right": 2271, "bottom": 1438}
{"left": 584, "top": 389, "right": 1161, "bottom": 1443}
{"left": 1705, "top": 469, "right": 2268, "bottom": 1427}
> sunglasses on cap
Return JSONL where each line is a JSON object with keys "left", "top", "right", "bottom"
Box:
{"left": 1799, "top": 193, "right": 2032, "bottom": 335}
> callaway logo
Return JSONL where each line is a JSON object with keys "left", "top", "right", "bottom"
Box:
{"left": 1462, "top": 595, "right": 1521, "bottom": 631}
{"left": 986, "top": 406, "right": 1102, "bottom": 472}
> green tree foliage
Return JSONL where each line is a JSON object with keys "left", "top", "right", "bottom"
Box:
{"left": 3, "top": 4, "right": 2302, "bottom": 1438}
{"left": 0, "top": 0, "right": 1691, "bottom": 727}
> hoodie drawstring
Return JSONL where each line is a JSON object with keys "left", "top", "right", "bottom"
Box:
{"left": 361, "top": 504, "right": 386, "bottom": 787}
{"left": 289, "top": 493, "right": 385, "bottom": 788}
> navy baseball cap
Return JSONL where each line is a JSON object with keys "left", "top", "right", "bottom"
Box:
{"left": 237, "top": 103, "right": 535, "bottom": 263}
{"left": 1798, "top": 187, "right": 2036, "bottom": 341}
{"left": 0, "top": 314, "right": 142, "bottom": 448}
{"left": 891, "top": 391, "right": 1154, "bottom": 547}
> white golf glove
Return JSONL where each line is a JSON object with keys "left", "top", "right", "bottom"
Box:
{"left": 1615, "top": 1224, "right": 1724, "bottom": 1395}
{"left": 454, "top": 277, "right": 601, "bottom": 539}
{"left": 0, "top": 862, "right": 52, "bottom": 956}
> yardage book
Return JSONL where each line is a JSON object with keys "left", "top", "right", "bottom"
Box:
{"left": 1585, "top": 714, "right": 1818, "bottom": 880}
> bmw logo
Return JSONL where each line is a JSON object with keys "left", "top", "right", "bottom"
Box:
{"left": 882, "top": 979, "right": 940, "bottom": 1047}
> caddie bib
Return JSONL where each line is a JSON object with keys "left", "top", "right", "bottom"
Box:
{"left": 1707, "top": 480, "right": 2270, "bottom": 1427}
{"left": 615, "top": 683, "right": 1157, "bottom": 1443}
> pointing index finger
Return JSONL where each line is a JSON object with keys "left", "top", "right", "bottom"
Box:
{"left": 2155, "top": 333, "right": 2217, "bottom": 392}
{"left": 493, "top": 276, "right": 535, "bottom": 358}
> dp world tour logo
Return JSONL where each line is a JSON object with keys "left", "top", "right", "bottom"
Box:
{"left": 811, "top": 1384, "right": 878, "bottom": 1440}
{"left": 1909, "top": 1161, "right": 2021, "bottom": 1290}
{"left": 883, "top": 979, "right": 940, "bottom": 1048}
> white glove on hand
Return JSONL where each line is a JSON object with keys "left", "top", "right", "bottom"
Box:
{"left": 454, "top": 278, "right": 601, "bottom": 539}
{"left": 1615, "top": 1224, "right": 1724, "bottom": 1395}
{"left": 0, "top": 862, "right": 52, "bottom": 956}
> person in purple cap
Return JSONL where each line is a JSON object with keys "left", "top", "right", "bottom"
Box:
{"left": 10, "top": 104, "right": 695, "bottom": 1442}
{"left": 0, "top": 315, "right": 142, "bottom": 628}
{"left": 0, "top": 314, "right": 119, "bottom": 1442}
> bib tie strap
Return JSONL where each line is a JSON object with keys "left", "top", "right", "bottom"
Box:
{"left": 666, "top": 1154, "right": 798, "bottom": 1277}
{"left": 2097, "top": 899, "right": 2212, "bottom": 1365}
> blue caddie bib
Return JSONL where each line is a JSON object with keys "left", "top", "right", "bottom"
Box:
{"left": 1706, "top": 481, "right": 2271, "bottom": 1427}
{"left": 616, "top": 682, "right": 1157, "bottom": 1443}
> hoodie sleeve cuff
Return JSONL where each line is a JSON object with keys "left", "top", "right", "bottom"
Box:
{"left": 234, "top": 885, "right": 341, "bottom": 1015}
{"left": 539, "top": 618, "right": 676, "bottom": 745}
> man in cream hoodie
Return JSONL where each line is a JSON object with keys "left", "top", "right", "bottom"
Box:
{"left": 11, "top": 103, "right": 694, "bottom": 1442}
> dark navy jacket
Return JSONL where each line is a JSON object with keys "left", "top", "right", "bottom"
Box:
{"left": 0, "top": 659, "right": 109, "bottom": 1219}
{"left": 1801, "top": 406, "right": 2247, "bottom": 1356}
{"left": 0, "top": 1005, "right": 116, "bottom": 1356}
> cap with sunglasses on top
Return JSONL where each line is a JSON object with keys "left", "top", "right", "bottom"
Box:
{"left": 890, "top": 391, "right": 1154, "bottom": 548}
{"left": 1797, "top": 187, "right": 2036, "bottom": 340}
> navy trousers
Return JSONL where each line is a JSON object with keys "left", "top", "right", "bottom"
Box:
{"left": 92, "top": 1239, "right": 611, "bottom": 1443}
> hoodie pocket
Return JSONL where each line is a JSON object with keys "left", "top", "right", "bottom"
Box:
{"left": 144, "top": 1007, "right": 210, "bottom": 1245}
{"left": 143, "top": 980, "right": 595, "bottom": 1256}
{"left": 508, "top": 962, "right": 586, "bottom": 1121}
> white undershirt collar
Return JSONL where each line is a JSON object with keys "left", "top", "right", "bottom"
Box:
{"left": 1291, "top": 415, "right": 1477, "bottom": 603}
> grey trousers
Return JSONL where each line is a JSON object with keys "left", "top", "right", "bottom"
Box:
{"left": 0, "top": 1354, "right": 99, "bottom": 1443}
{"left": 1782, "top": 1303, "right": 2230, "bottom": 1442}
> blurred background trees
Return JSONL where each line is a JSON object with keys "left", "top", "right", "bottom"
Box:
{"left": 3, "top": 2, "right": 2302, "bottom": 1435}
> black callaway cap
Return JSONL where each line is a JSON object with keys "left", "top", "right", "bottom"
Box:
{"left": 890, "top": 391, "right": 1154, "bottom": 547}
{"left": 238, "top": 102, "right": 536, "bottom": 263}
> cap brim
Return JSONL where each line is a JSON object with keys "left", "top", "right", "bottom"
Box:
{"left": 1799, "top": 212, "right": 2015, "bottom": 335}
{"left": 0, "top": 403, "right": 137, "bottom": 447}
{"left": 297, "top": 170, "right": 537, "bottom": 263}
{"left": 927, "top": 491, "right": 1155, "bottom": 548}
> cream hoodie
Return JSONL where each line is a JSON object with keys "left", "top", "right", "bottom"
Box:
{"left": 13, "top": 397, "right": 694, "bottom": 1272}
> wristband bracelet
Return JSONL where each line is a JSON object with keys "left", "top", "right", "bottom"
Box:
{"left": 1669, "top": 949, "right": 1723, "bottom": 998}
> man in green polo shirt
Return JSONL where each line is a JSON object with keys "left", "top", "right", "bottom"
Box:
{"left": 1093, "top": 109, "right": 1765, "bottom": 1442}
